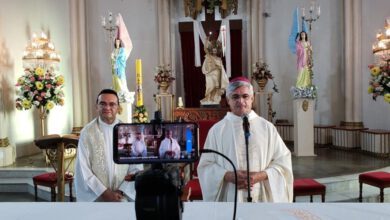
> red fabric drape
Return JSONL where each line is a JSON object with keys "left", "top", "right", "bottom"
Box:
{"left": 180, "top": 29, "right": 242, "bottom": 107}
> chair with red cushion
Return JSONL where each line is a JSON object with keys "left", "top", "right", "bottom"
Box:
{"left": 359, "top": 171, "right": 390, "bottom": 202}
{"left": 33, "top": 172, "right": 74, "bottom": 202}
{"left": 33, "top": 134, "right": 78, "bottom": 202}
{"left": 293, "top": 178, "right": 326, "bottom": 202}
{"left": 182, "top": 120, "right": 217, "bottom": 201}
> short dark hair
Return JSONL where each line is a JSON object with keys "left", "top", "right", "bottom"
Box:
{"left": 96, "top": 89, "right": 119, "bottom": 104}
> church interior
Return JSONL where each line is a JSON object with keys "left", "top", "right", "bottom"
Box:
{"left": 1, "top": 0, "right": 390, "bottom": 218}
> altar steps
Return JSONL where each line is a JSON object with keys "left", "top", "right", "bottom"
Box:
{"left": 295, "top": 167, "right": 390, "bottom": 203}
{"left": 0, "top": 168, "right": 74, "bottom": 202}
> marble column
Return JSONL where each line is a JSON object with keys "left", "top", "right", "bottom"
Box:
{"left": 343, "top": 0, "right": 363, "bottom": 127}
{"left": 248, "top": 0, "right": 265, "bottom": 72}
{"left": 69, "top": 0, "right": 89, "bottom": 133}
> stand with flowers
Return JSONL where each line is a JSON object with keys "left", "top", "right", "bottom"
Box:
{"left": 368, "top": 61, "right": 390, "bottom": 103}
{"left": 154, "top": 64, "right": 175, "bottom": 94}
{"left": 15, "top": 66, "right": 65, "bottom": 136}
{"left": 251, "top": 61, "right": 279, "bottom": 93}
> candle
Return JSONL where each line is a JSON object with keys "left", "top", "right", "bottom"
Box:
{"left": 302, "top": 7, "right": 305, "bottom": 17}
{"left": 178, "top": 97, "right": 184, "bottom": 108}
{"left": 101, "top": 16, "right": 106, "bottom": 26}
{"left": 136, "top": 59, "right": 143, "bottom": 106}
{"left": 318, "top": 6, "right": 321, "bottom": 16}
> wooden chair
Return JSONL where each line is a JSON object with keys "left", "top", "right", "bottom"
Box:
{"left": 293, "top": 178, "right": 326, "bottom": 202}
{"left": 181, "top": 120, "right": 217, "bottom": 201}
{"left": 33, "top": 172, "right": 74, "bottom": 202}
{"left": 359, "top": 171, "right": 390, "bottom": 202}
{"left": 33, "top": 134, "right": 78, "bottom": 202}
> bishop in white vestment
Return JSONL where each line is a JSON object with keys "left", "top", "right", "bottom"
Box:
{"left": 197, "top": 77, "right": 293, "bottom": 202}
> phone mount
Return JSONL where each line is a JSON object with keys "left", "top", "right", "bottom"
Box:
{"left": 135, "top": 165, "right": 183, "bottom": 220}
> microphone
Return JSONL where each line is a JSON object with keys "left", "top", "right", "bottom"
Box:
{"left": 242, "top": 115, "right": 250, "bottom": 138}
{"left": 242, "top": 115, "right": 252, "bottom": 202}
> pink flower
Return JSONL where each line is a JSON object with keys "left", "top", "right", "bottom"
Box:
{"left": 30, "top": 77, "right": 35, "bottom": 82}
{"left": 40, "top": 92, "right": 46, "bottom": 97}
{"left": 46, "top": 84, "right": 52, "bottom": 89}
{"left": 24, "top": 86, "right": 31, "bottom": 91}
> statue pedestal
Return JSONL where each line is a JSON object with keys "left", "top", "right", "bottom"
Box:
{"left": 154, "top": 94, "right": 174, "bottom": 122}
{"left": 293, "top": 99, "right": 315, "bottom": 156}
{"left": 0, "top": 144, "right": 15, "bottom": 167}
{"left": 117, "top": 92, "right": 135, "bottom": 123}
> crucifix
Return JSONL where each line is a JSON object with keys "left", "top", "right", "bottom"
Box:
{"left": 178, "top": 3, "right": 242, "bottom": 108}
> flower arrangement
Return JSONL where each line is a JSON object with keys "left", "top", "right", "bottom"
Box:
{"left": 368, "top": 62, "right": 390, "bottom": 103}
{"left": 251, "top": 61, "right": 279, "bottom": 92}
{"left": 15, "top": 66, "right": 65, "bottom": 112}
{"left": 133, "top": 105, "right": 149, "bottom": 123}
{"left": 154, "top": 64, "right": 175, "bottom": 84}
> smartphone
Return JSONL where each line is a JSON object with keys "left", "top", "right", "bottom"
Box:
{"left": 113, "top": 122, "right": 198, "bottom": 164}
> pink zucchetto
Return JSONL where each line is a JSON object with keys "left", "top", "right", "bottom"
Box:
{"left": 229, "top": 76, "right": 251, "bottom": 84}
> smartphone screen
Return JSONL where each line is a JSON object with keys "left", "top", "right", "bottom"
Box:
{"left": 113, "top": 122, "right": 198, "bottom": 164}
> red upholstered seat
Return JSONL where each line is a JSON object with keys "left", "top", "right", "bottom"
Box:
{"left": 33, "top": 172, "right": 74, "bottom": 202}
{"left": 293, "top": 178, "right": 326, "bottom": 202}
{"left": 182, "top": 120, "right": 217, "bottom": 201}
{"left": 183, "top": 179, "right": 202, "bottom": 200}
{"left": 359, "top": 171, "right": 390, "bottom": 202}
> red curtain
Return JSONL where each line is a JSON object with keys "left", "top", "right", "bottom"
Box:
{"left": 180, "top": 29, "right": 242, "bottom": 107}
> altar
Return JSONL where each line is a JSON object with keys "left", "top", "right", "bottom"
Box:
{"left": 1, "top": 202, "right": 390, "bottom": 220}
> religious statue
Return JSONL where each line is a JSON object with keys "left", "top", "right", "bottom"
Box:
{"left": 295, "top": 31, "right": 313, "bottom": 88}
{"left": 112, "top": 38, "right": 130, "bottom": 94}
{"left": 200, "top": 38, "right": 229, "bottom": 106}
{"left": 111, "top": 13, "right": 133, "bottom": 102}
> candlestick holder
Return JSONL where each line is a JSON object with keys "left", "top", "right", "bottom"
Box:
{"left": 301, "top": 1, "right": 320, "bottom": 35}
{"left": 101, "top": 12, "right": 118, "bottom": 50}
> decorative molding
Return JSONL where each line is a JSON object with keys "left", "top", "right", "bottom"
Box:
{"left": 174, "top": 108, "right": 228, "bottom": 122}
{"left": 340, "top": 121, "right": 364, "bottom": 128}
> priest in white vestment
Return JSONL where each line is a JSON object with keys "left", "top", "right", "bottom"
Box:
{"left": 75, "top": 89, "right": 143, "bottom": 202}
{"left": 197, "top": 77, "right": 293, "bottom": 202}
{"left": 159, "top": 129, "right": 181, "bottom": 159}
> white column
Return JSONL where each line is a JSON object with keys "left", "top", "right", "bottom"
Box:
{"left": 352, "top": 0, "right": 362, "bottom": 122}
{"left": 69, "top": 0, "right": 90, "bottom": 130}
{"left": 248, "top": 0, "right": 264, "bottom": 71}
{"left": 293, "top": 99, "right": 315, "bottom": 156}
{"left": 157, "top": 1, "right": 174, "bottom": 120}
{"left": 344, "top": 0, "right": 353, "bottom": 123}
{"left": 343, "top": 0, "right": 363, "bottom": 125}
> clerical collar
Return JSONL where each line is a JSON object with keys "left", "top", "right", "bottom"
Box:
{"left": 226, "top": 110, "right": 256, "bottom": 122}
{"left": 98, "top": 117, "right": 119, "bottom": 127}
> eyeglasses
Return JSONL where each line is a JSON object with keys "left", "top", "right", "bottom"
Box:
{"left": 98, "top": 102, "right": 118, "bottom": 108}
{"left": 230, "top": 94, "right": 252, "bottom": 101}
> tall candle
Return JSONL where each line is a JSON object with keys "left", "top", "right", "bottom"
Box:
{"left": 136, "top": 59, "right": 143, "bottom": 106}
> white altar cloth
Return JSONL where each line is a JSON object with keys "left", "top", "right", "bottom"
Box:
{"left": 1, "top": 202, "right": 390, "bottom": 220}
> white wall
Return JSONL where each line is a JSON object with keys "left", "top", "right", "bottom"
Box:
{"left": 0, "top": 0, "right": 72, "bottom": 157}
{"left": 264, "top": 0, "right": 344, "bottom": 126}
{"left": 361, "top": 0, "right": 390, "bottom": 129}
{"left": 85, "top": 0, "right": 159, "bottom": 119}
{"left": 1, "top": 0, "right": 389, "bottom": 159}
